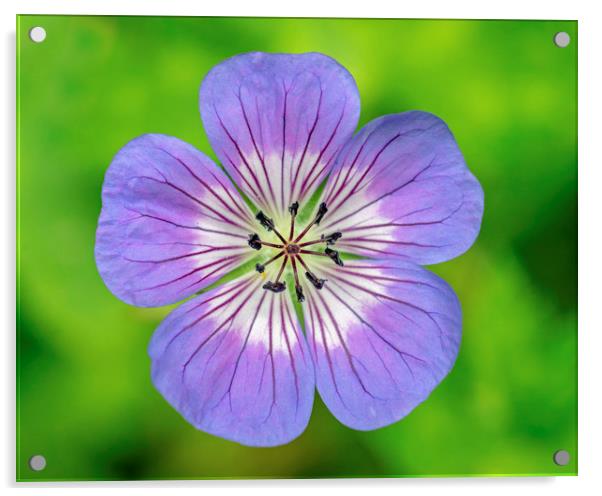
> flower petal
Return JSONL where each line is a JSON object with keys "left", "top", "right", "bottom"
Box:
{"left": 302, "top": 260, "right": 461, "bottom": 430}
{"left": 95, "top": 134, "right": 256, "bottom": 307}
{"left": 200, "top": 52, "right": 360, "bottom": 219}
{"left": 317, "top": 112, "right": 484, "bottom": 264}
{"left": 149, "top": 275, "right": 315, "bottom": 447}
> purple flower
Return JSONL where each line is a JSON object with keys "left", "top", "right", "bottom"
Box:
{"left": 95, "top": 52, "right": 484, "bottom": 447}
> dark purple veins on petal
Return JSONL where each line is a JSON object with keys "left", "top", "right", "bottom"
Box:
{"left": 94, "top": 134, "right": 256, "bottom": 307}
{"left": 148, "top": 274, "right": 315, "bottom": 447}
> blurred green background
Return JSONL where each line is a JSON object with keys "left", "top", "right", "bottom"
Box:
{"left": 16, "top": 16, "right": 577, "bottom": 480}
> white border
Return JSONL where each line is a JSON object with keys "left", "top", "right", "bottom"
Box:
{"left": 3, "top": 1, "right": 601, "bottom": 495}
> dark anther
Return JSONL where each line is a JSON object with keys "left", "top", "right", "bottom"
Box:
{"left": 263, "top": 281, "right": 286, "bottom": 293}
{"left": 295, "top": 284, "right": 305, "bottom": 303}
{"left": 255, "top": 263, "right": 265, "bottom": 273}
{"left": 321, "top": 232, "right": 342, "bottom": 245}
{"left": 256, "top": 211, "right": 275, "bottom": 231}
{"left": 305, "top": 271, "right": 326, "bottom": 290}
{"left": 248, "top": 233, "right": 262, "bottom": 250}
{"left": 314, "top": 202, "right": 328, "bottom": 225}
{"left": 325, "top": 247, "right": 344, "bottom": 266}
{"left": 289, "top": 201, "right": 299, "bottom": 216}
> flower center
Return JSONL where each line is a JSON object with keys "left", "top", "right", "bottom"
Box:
{"left": 285, "top": 244, "right": 301, "bottom": 255}
{"left": 247, "top": 201, "right": 343, "bottom": 302}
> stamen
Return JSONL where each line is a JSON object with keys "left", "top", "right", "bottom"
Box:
{"left": 314, "top": 202, "right": 328, "bottom": 225}
{"left": 274, "top": 255, "right": 288, "bottom": 283}
{"left": 262, "top": 256, "right": 288, "bottom": 293}
{"left": 255, "top": 251, "right": 284, "bottom": 273}
{"left": 256, "top": 210, "right": 287, "bottom": 244}
{"left": 248, "top": 233, "right": 283, "bottom": 250}
{"left": 305, "top": 271, "right": 326, "bottom": 290}
{"left": 299, "top": 249, "right": 329, "bottom": 257}
{"left": 255, "top": 211, "right": 275, "bottom": 231}
{"left": 290, "top": 256, "right": 305, "bottom": 303}
{"left": 263, "top": 281, "right": 286, "bottom": 293}
{"left": 288, "top": 201, "right": 299, "bottom": 240}
{"left": 248, "top": 233, "right": 262, "bottom": 250}
{"left": 295, "top": 284, "right": 305, "bottom": 302}
{"left": 299, "top": 232, "right": 342, "bottom": 247}
{"left": 325, "top": 247, "right": 344, "bottom": 266}
{"left": 297, "top": 255, "right": 326, "bottom": 290}
{"left": 321, "top": 232, "right": 342, "bottom": 245}
{"left": 288, "top": 201, "right": 299, "bottom": 217}
{"left": 294, "top": 202, "right": 328, "bottom": 243}
{"left": 260, "top": 240, "right": 284, "bottom": 248}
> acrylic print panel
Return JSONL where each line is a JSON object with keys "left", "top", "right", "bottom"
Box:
{"left": 16, "top": 16, "right": 577, "bottom": 481}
